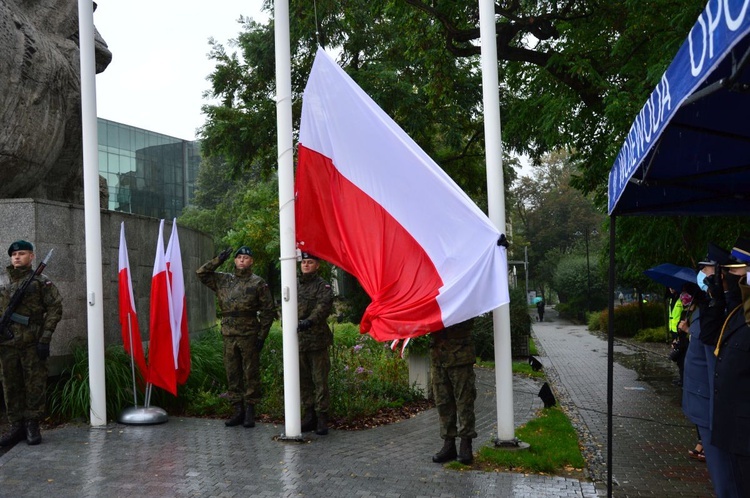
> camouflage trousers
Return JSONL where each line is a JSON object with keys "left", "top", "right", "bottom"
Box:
{"left": 0, "top": 342, "right": 48, "bottom": 423}
{"left": 432, "top": 363, "right": 477, "bottom": 439}
{"left": 223, "top": 335, "right": 261, "bottom": 405}
{"left": 299, "top": 348, "right": 330, "bottom": 414}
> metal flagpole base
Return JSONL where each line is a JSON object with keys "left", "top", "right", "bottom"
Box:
{"left": 273, "top": 433, "right": 307, "bottom": 443}
{"left": 494, "top": 438, "right": 530, "bottom": 451}
{"left": 118, "top": 406, "right": 169, "bottom": 425}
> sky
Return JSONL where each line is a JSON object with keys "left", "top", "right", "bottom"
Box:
{"left": 94, "top": 1, "right": 268, "bottom": 141}
{"left": 93, "top": 1, "right": 533, "bottom": 176}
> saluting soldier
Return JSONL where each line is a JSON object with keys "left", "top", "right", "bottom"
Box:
{"left": 297, "top": 252, "right": 334, "bottom": 435}
{"left": 197, "top": 246, "right": 276, "bottom": 429}
{"left": 0, "top": 240, "right": 62, "bottom": 446}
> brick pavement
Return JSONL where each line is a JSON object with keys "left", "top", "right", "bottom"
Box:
{"left": 533, "top": 307, "right": 715, "bottom": 497}
{"left": 0, "top": 367, "right": 599, "bottom": 497}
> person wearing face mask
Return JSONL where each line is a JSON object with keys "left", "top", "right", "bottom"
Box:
{"left": 711, "top": 236, "right": 750, "bottom": 497}
{"left": 680, "top": 244, "right": 741, "bottom": 497}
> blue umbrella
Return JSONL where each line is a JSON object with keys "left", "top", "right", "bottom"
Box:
{"left": 532, "top": 297, "right": 543, "bottom": 304}
{"left": 643, "top": 263, "right": 697, "bottom": 290}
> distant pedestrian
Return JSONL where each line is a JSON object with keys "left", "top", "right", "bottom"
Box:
{"left": 430, "top": 318, "right": 477, "bottom": 465}
{"left": 0, "top": 240, "right": 62, "bottom": 447}
{"left": 618, "top": 292, "right": 624, "bottom": 305}
{"left": 536, "top": 298, "right": 545, "bottom": 322}
{"left": 296, "top": 252, "right": 334, "bottom": 435}
{"left": 197, "top": 246, "right": 276, "bottom": 428}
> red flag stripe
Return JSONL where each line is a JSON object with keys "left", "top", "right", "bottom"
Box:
{"left": 296, "top": 145, "right": 443, "bottom": 340}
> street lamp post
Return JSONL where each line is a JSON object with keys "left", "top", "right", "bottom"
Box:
{"left": 576, "top": 228, "right": 598, "bottom": 313}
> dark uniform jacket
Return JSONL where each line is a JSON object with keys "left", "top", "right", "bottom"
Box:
{"left": 429, "top": 318, "right": 476, "bottom": 368}
{"left": 0, "top": 265, "right": 62, "bottom": 346}
{"left": 712, "top": 300, "right": 750, "bottom": 456}
{"left": 297, "top": 272, "right": 333, "bottom": 352}
{"left": 197, "top": 257, "right": 276, "bottom": 340}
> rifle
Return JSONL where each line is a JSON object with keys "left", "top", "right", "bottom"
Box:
{"left": 0, "top": 249, "right": 54, "bottom": 340}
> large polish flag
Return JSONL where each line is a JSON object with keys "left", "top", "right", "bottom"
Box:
{"left": 147, "top": 220, "right": 177, "bottom": 395}
{"left": 166, "top": 219, "right": 191, "bottom": 385}
{"left": 117, "top": 222, "right": 148, "bottom": 379}
{"left": 296, "top": 48, "right": 509, "bottom": 342}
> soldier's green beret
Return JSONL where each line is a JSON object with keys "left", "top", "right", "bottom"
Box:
{"left": 8, "top": 240, "right": 33, "bottom": 256}
{"left": 235, "top": 246, "right": 253, "bottom": 257}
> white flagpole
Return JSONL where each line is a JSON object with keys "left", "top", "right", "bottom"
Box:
{"left": 274, "top": 0, "right": 302, "bottom": 438}
{"left": 77, "top": 0, "right": 107, "bottom": 427}
{"left": 478, "top": 0, "right": 517, "bottom": 445}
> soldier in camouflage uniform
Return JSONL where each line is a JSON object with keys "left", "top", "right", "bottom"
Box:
{"left": 197, "top": 246, "right": 276, "bottom": 428}
{"left": 297, "top": 252, "right": 334, "bottom": 435}
{"left": 430, "top": 318, "right": 477, "bottom": 465}
{"left": 0, "top": 240, "right": 62, "bottom": 446}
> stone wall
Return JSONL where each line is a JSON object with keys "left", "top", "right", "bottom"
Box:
{"left": 0, "top": 199, "right": 217, "bottom": 373}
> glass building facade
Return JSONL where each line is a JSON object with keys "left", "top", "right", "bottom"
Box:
{"left": 98, "top": 119, "right": 202, "bottom": 219}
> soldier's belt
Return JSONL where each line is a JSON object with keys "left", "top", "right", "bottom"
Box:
{"left": 222, "top": 311, "right": 256, "bottom": 318}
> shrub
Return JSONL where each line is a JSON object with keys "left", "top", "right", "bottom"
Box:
{"left": 587, "top": 311, "right": 601, "bottom": 331}
{"left": 598, "top": 302, "right": 664, "bottom": 338}
{"left": 47, "top": 320, "right": 424, "bottom": 425}
{"left": 473, "top": 286, "right": 531, "bottom": 360}
{"left": 633, "top": 326, "right": 670, "bottom": 343}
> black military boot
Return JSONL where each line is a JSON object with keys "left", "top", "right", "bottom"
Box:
{"left": 243, "top": 404, "right": 255, "bottom": 428}
{"left": 457, "top": 437, "right": 473, "bottom": 465}
{"left": 0, "top": 422, "right": 25, "bottom": 447}
{"left": 300, "top": 408, "right": 317, "bottom": 432}
{"left": 315, "top": 412, "right": 328, "bottom": 435}
{"left": 225, "top": 403, "right": 245, "bottom": 427}
{"left": 432, "top": 438, "right": 457, "bottom": 463}
{"left": 26, "top": 420, "right": 41, "bottom": 446}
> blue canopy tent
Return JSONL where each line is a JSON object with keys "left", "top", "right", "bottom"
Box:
{"left": 606, "top": 1, "right": 750, "bottom": 496}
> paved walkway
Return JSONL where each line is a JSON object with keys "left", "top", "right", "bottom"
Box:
{"left": 533, "top": 307, "right": 714, "bottom": 497}
{"left": 0, "top": 365, "right": 598, "bottom": 497}
{"left": 0, "top": 308, "right": 709, "bottom": 497}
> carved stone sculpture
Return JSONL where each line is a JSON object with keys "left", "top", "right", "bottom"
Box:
{"left": 0, "top": 0, "right": 112, "bottom": 204}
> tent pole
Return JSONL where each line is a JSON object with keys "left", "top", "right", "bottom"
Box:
{"left": 607, "top": 216, "right": 616, "bottom": 497}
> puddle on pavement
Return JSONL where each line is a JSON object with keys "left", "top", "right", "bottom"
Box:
{"left": 612, "top": 350, "right": 682, "bottom": 406}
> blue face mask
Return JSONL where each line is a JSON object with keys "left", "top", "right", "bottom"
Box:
{"left": 697, "top": 269, "right": 709, "bottom": 292}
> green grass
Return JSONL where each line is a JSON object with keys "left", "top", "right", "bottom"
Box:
{"left": 473, "top": 405, "right": 586, "bottom": 475}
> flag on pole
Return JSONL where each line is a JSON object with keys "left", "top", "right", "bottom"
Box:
{"left": 166, "top": 219, "right": 191, "bottom": 384}
{"left": 296, "top": 48, "right": 509, "bottom": 342}
{"left": 147, "top": 220, "right": 177, "bottom": 395}
{"left": 118, "top": 222, "right": 148, "bottom": 379}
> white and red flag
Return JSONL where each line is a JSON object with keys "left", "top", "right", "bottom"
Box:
{"left": 295, "top": 48, "right": 509, "bottom": 342}
{"left": 147, "top": 220, "right": 177, "bottom": 395}
{"left": 166, "top": 219, "right": 191, "bottom": 385}
{"left": 117, "top": 222, "right": 148, "bottom": 379}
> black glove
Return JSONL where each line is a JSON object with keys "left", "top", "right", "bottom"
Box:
{"left": 256, "top": 338, "right": 265, "bottom": 352}
{"left": 36, "top": 343, "right": 50, "bottom": 360}
{"left": 217, "top": 247, "right": 233, "bottom": 263}
{"left": 298, "top": 319, "right": 312, "bottom": 331}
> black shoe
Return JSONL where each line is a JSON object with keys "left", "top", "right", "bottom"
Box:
{"left": 432, "top": 438, "right": 457, "bottom": 463}
{"left": 25, "top": 420, "right": 41, "bottom": 446}
{"left": 300, "top": 409, "right": 317, "bottom": 432}
{"left": 243, "top": 404, "right": 255, "bottom": 428}
{"left": 0, "top": 422, "right": 25, "bottom": 447}
{"left": 315, "top": 412, "right": 328, "bottom": 435}
{"left": 457, "top": 437, "right": 473, "bottom": 465}
{"left": 225, "top": 403, "right": 244, "bottom": 427}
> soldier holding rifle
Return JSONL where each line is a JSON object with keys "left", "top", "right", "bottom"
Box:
{"left": 0, "top": 241, "right": 62, "bottom": 446}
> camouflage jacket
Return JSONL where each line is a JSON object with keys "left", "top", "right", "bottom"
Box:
{"left": 0, "top": 265, "right": 63, "bottom": 346}
{"left": 297, "top": 272, "right": 333, "bottom": 351}
{"left": 429, "top": 318, "right": 476, "bottom": 368}
{"left": 197, "top": 257, "right": 276, "bottom": 339}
